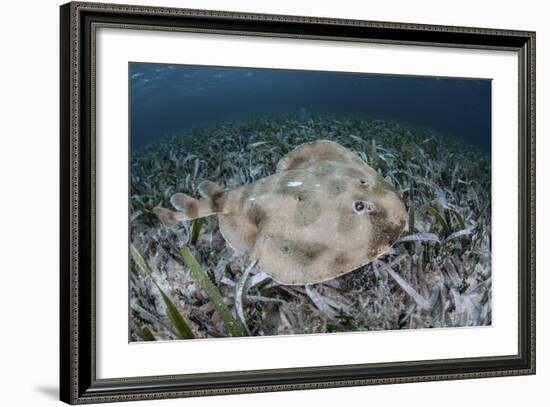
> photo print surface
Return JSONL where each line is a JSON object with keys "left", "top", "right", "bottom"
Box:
{"left": 129, "top": 63, "right": 492, "bottom": 342}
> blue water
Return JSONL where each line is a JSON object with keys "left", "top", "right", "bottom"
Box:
{"left": 130, "top": 63, "right": 491, "bottom": 152}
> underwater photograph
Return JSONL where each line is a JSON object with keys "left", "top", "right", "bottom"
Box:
{"left": 129, "top": 63, "right": 492, "bottom": 342}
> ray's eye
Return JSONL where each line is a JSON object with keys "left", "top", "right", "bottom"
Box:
{"left": 353, "top": 201, "right": 366, "bottom": 214}
{"left": 353, "top": 200, "right": 375, "bottom": 214}
{"left": 359, "top": 179, "right": 368, "bottom": 186}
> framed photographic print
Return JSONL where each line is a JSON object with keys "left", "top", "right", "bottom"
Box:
{"left": 60, "top": 1, "right": 536, "bottom": 404}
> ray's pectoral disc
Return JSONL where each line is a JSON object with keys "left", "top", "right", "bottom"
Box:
{"left": 154, "top": 140, "right": 407, "bottom": 285}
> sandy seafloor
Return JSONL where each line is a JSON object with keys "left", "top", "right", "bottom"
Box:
{"left": 129, "top": 114, "right": 491, "bottom": 342}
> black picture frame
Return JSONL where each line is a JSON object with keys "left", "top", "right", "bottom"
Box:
{"left": 60, "top": 1, "right": 536, "bottom": 404}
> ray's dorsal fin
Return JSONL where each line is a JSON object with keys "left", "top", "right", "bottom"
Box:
{"left": 198, "top": 181, "right": 226, "bottom": 213}
{"left": 153, "top": 183, "right": 227, "bottom": 228}
{"left": 153, "top": 192, "right": 201, "bottom": 227}
{"left": 170, "top": 192, "right": 198, "bottom": 212}
{"left": 276, "top": 140, "right": 364, "bottom": 172}
{"left": 198, "top": 180, "right": 224, "bottom": 199}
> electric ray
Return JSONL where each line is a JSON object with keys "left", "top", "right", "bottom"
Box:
{"left": 154, "top": 140, "right": 407, "bottom": 285}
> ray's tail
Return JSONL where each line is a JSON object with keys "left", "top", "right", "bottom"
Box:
{"left": 153, "top": 181, "right": 226, "bottom": 227}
